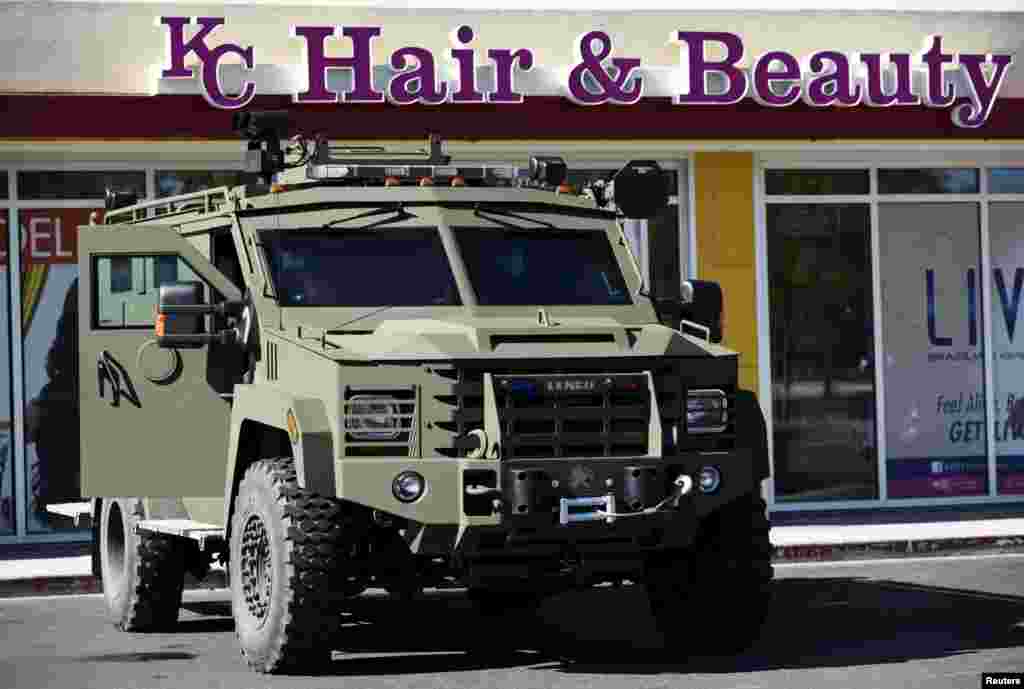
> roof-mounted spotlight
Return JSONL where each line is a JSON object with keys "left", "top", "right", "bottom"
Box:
{"left": 529, "top": 156, "right": 568, "bottom": 187}
{"left": 612, "top": 160, "right": 668, "bottom": 219}
{"left": 233, "top": 110, "right": 294, "bottom": 185}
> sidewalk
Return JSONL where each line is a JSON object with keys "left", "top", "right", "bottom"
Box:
{"left": 3, "top": 518, "right": 1024, "bottom": 598}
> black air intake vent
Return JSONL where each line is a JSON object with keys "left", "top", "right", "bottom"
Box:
{"left": 490, "top": 334, "right": 616, "bottom": 349}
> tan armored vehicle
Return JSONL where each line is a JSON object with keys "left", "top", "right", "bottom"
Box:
{"left": 75, "top": 111, "right": 772, "bottom": 673}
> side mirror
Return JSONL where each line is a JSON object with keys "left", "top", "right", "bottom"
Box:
{"left": 156, "top": 282, "right": 242, "bottom": 348}
{"left": 679, "top": 279, "right": 723, "bottom": 344}
{"left": 612, "top": 161, "right": 668, "bottom": 219}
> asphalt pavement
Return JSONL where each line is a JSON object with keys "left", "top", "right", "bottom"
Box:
{"left": 2, "top": 553, "right": 1023, "bottom": 689}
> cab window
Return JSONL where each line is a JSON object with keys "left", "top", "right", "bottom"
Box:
{"left": 93, "top": 255, "right": 211, "bottom": 329}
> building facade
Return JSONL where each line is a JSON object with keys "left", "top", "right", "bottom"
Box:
{"left": 2, "top": 3, "right": 1023, "bottom": 542}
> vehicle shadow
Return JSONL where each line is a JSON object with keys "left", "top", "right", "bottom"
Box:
{"left": 179, "top": 576, "right": 1024, "bottom": 676}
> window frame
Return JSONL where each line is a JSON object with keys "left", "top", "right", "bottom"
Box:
{"left": 91, "top": 253, "right": 212, "bottom": 331}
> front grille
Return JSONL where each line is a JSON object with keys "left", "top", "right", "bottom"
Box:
{"left": 494, "top": 374, "right": 650, "bottom": 459}
{"left": 428, "top": 361, "right": 736, "bottom": 459}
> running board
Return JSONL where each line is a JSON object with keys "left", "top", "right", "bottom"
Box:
{"left": 135, "top": 519, "right": 225, "bottom": 550}
{"left": 45, "top": 501, "right": 93, "bottom": 528}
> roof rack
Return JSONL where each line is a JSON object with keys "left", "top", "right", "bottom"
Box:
{"left": 104, "top": 187, "right": 232, "bottom": 226}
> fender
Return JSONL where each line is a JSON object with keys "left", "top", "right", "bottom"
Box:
{"left": 223, "top": 384, "right": 336, "bottom": 534}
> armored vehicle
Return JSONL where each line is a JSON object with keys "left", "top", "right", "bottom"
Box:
{"left": 76, "top": 111, "right": 772, "bottom": 673}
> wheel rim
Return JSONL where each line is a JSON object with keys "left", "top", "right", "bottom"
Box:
{"left": 240, "top": 513, "right": 273, "bottom": 627}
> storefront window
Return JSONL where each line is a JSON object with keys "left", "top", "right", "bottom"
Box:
{"left": 989, "top": 169, "right": 1024, "bottom": 194}
{"left": 767, "top": 203, "right": 878, "bottom": 501}
{"left": 19, "top": 209, "right": 93, "bottom": 532}
{"left": 766, "top": 170, "right": 869, "bottom": 196}
{"left": 878, "top": 168, "right": 979, "bottom": 194}
{"left": 155, "top": 170, "right": 260, "bottom": 198}
{"left": 989, "top": 202, "right": 1024, "bottom": 495}
{"left": 18, "top": 171, "right": 145, "bottom": 200}
{"left": 879, "top": 202, "right": 988, "bottom": 498}
{"left": 0, "top": 212, "right": 14, "bottom": 534}
{"left": 0, "top": 171, "right": 8, "bottom": 199}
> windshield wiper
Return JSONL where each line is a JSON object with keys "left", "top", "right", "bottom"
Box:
{"left": 327, "top": 305, "right": 400, "bottom": 332}
{"left": 322, "top": 204, "right": 418, "bottom": 230}
{"left": 473, "top": 204, "right": 556, "bottom": 229}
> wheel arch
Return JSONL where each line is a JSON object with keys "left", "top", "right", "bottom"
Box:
{"left": 223, "top": 387, "right": 336, "bottom": 545}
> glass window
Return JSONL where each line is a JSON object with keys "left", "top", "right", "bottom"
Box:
{"left": 989, "top": 202, "right": 1024, "bottom": 495}
{"left": 155, "top": 170, "right": 261, "bottom": 198}
{"left": 261, "top": 228, "right": 461, "bottom": 307}
{"left": 110, "top": 256, "right": 132, "bottom": 293}
{"left": 17, "top": 171, "right": 146, "bottom": 201}
{"left": 878, "top": 169, "right": 979, "bottom": 194}
{"left": 19, "top": 209, "right": 96, "bottom": 532}
{"left": 0, "top": 215, "right": 12, "bottom": 534}
{"left": 989, "top": 168, "right": 1024, "bottom": 194}
{"left": 879, "top": 202, "right": 988, "bottom": 498}
{"left": 94, "top": 255, "right": 206, "bottom": 328}
{"left": 0, "top": 171, "right": 8, "bottom": 200}
{"left": 767, "top": 204, "right": 878, "bottom": 502}
{"left": 765, "top": 170, "right": 869, "bottom": 196}
{"left": 153, "top": 255, "right": 178, "bottom": 288}
{"left": 456, "top": 227, "right": 633, "bottom": 307}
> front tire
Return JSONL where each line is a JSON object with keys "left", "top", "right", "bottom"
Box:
{"left": 645, "top": 492, "right": 773, "bottom": 655}
{"left": 229, "top": 458, "right": 361, "bottom": 674}
{"left": 98, "top": 497, "right": 186, "bottom": 631}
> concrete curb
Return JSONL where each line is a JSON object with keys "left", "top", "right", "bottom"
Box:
{"left": 3, "top": 536, "right": 1024, "bottom": 598}
{"left": 0, "top": 570, "right": 228, "bottom": 600}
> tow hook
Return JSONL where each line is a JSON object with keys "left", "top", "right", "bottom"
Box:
{"left": 558, "top": 474, "right": 694, "bottom": 525}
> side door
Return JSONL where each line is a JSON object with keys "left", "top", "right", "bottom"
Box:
{"left": 78, "top": 225, "right": 243, "bottom": 498}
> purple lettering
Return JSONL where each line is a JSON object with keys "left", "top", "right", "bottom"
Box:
{"left": 804, "top": 51, "right": 862, "bottom": 106}
{"left": 672, "top": 31, "right": 748, "bottom": 105}
{"left": 159, "top": 17, "right": 224, "bottom": 78}
{"left": 449, "top": 25, "right": 484, "bottom": 103}
{"left": 487, "top": 48, "right": 533, "bottom": 104}
{"left": 389, "top": 47, "right": 447, "bottom": 105}
{"left": 860, "top": 53, "right": 919, "bottom": 106}
{"left": 920, "top": 35, "right": 956, "bottom": 107}
{"left": 293, "top": 26, "right": 384, "bottom": 103}
{"left": 200, "top": 43, "right": 257, "bottom": 109}
{"left": 751, "top": 51, "right": 800, "bottom": 107}
{"left": 953, "top": 53, "right": 1014, "bottom": 128}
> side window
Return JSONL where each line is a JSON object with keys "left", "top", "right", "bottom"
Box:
{"left": 94, "top": 255, "right": 209, "bottom": 329}
{"left": 109, "top": 256, "right": 133, "bottom": 293}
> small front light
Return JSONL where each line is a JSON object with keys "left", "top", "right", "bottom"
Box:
{"left": 698, "top": 466, "right": 721, "bottom": 494}
{"left": 393, "top": 471, "right": 426, "bottom": 503}
{"left": 686, "top": 389, "right": 729, "bottom": 434}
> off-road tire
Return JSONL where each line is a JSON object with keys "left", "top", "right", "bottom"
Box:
{"left": 99, "top": 497, "right": 186, "bottom": 632}
{"left": 644, "top": 492, "right": 773, "bottom": 655}
{"left": 229, "top": 458, "right": 362, "bottom": 674}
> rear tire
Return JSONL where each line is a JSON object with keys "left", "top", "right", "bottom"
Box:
{"left": 644, "top": 492, "right": 773, "bottom": 655}
{"left": 229, "top": 458, "right": 362, "bottom": 674}
{"left": 99, "top": 497, "right": 186, "bottom": 631}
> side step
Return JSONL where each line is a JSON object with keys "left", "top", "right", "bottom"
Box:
{"left": 135, "top": 519, "right": 225, "bottom": 551}
{"left": 45, "top": 501, "right": 94, "bottom": 528}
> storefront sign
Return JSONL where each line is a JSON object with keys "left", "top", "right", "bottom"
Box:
{"left": 156, "top": 18, "right": 1014, "bottom": 128}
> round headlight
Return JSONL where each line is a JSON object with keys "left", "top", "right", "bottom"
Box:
{"left": 698, "top": 466, "right": 721, "bottom": 494}
{"left": 393, "top": 471, "right": 426, "bottom": 503}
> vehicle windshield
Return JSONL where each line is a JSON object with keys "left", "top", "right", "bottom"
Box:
{"left": 454, "top": 227, "right": 633, "bottom": 306}
{"left": 260, "top": 228, "right": 462, "bottom": 306}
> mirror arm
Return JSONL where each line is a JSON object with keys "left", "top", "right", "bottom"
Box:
{"left": 158, "top": 299, "right": 244, "bottom": 317}
{"left": 157, "top": 331, "right": 238, "bottom": 348}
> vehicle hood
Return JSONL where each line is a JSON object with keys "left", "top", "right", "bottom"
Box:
{"left": 312, "top": 316, "right": 732, "bottom": 361}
